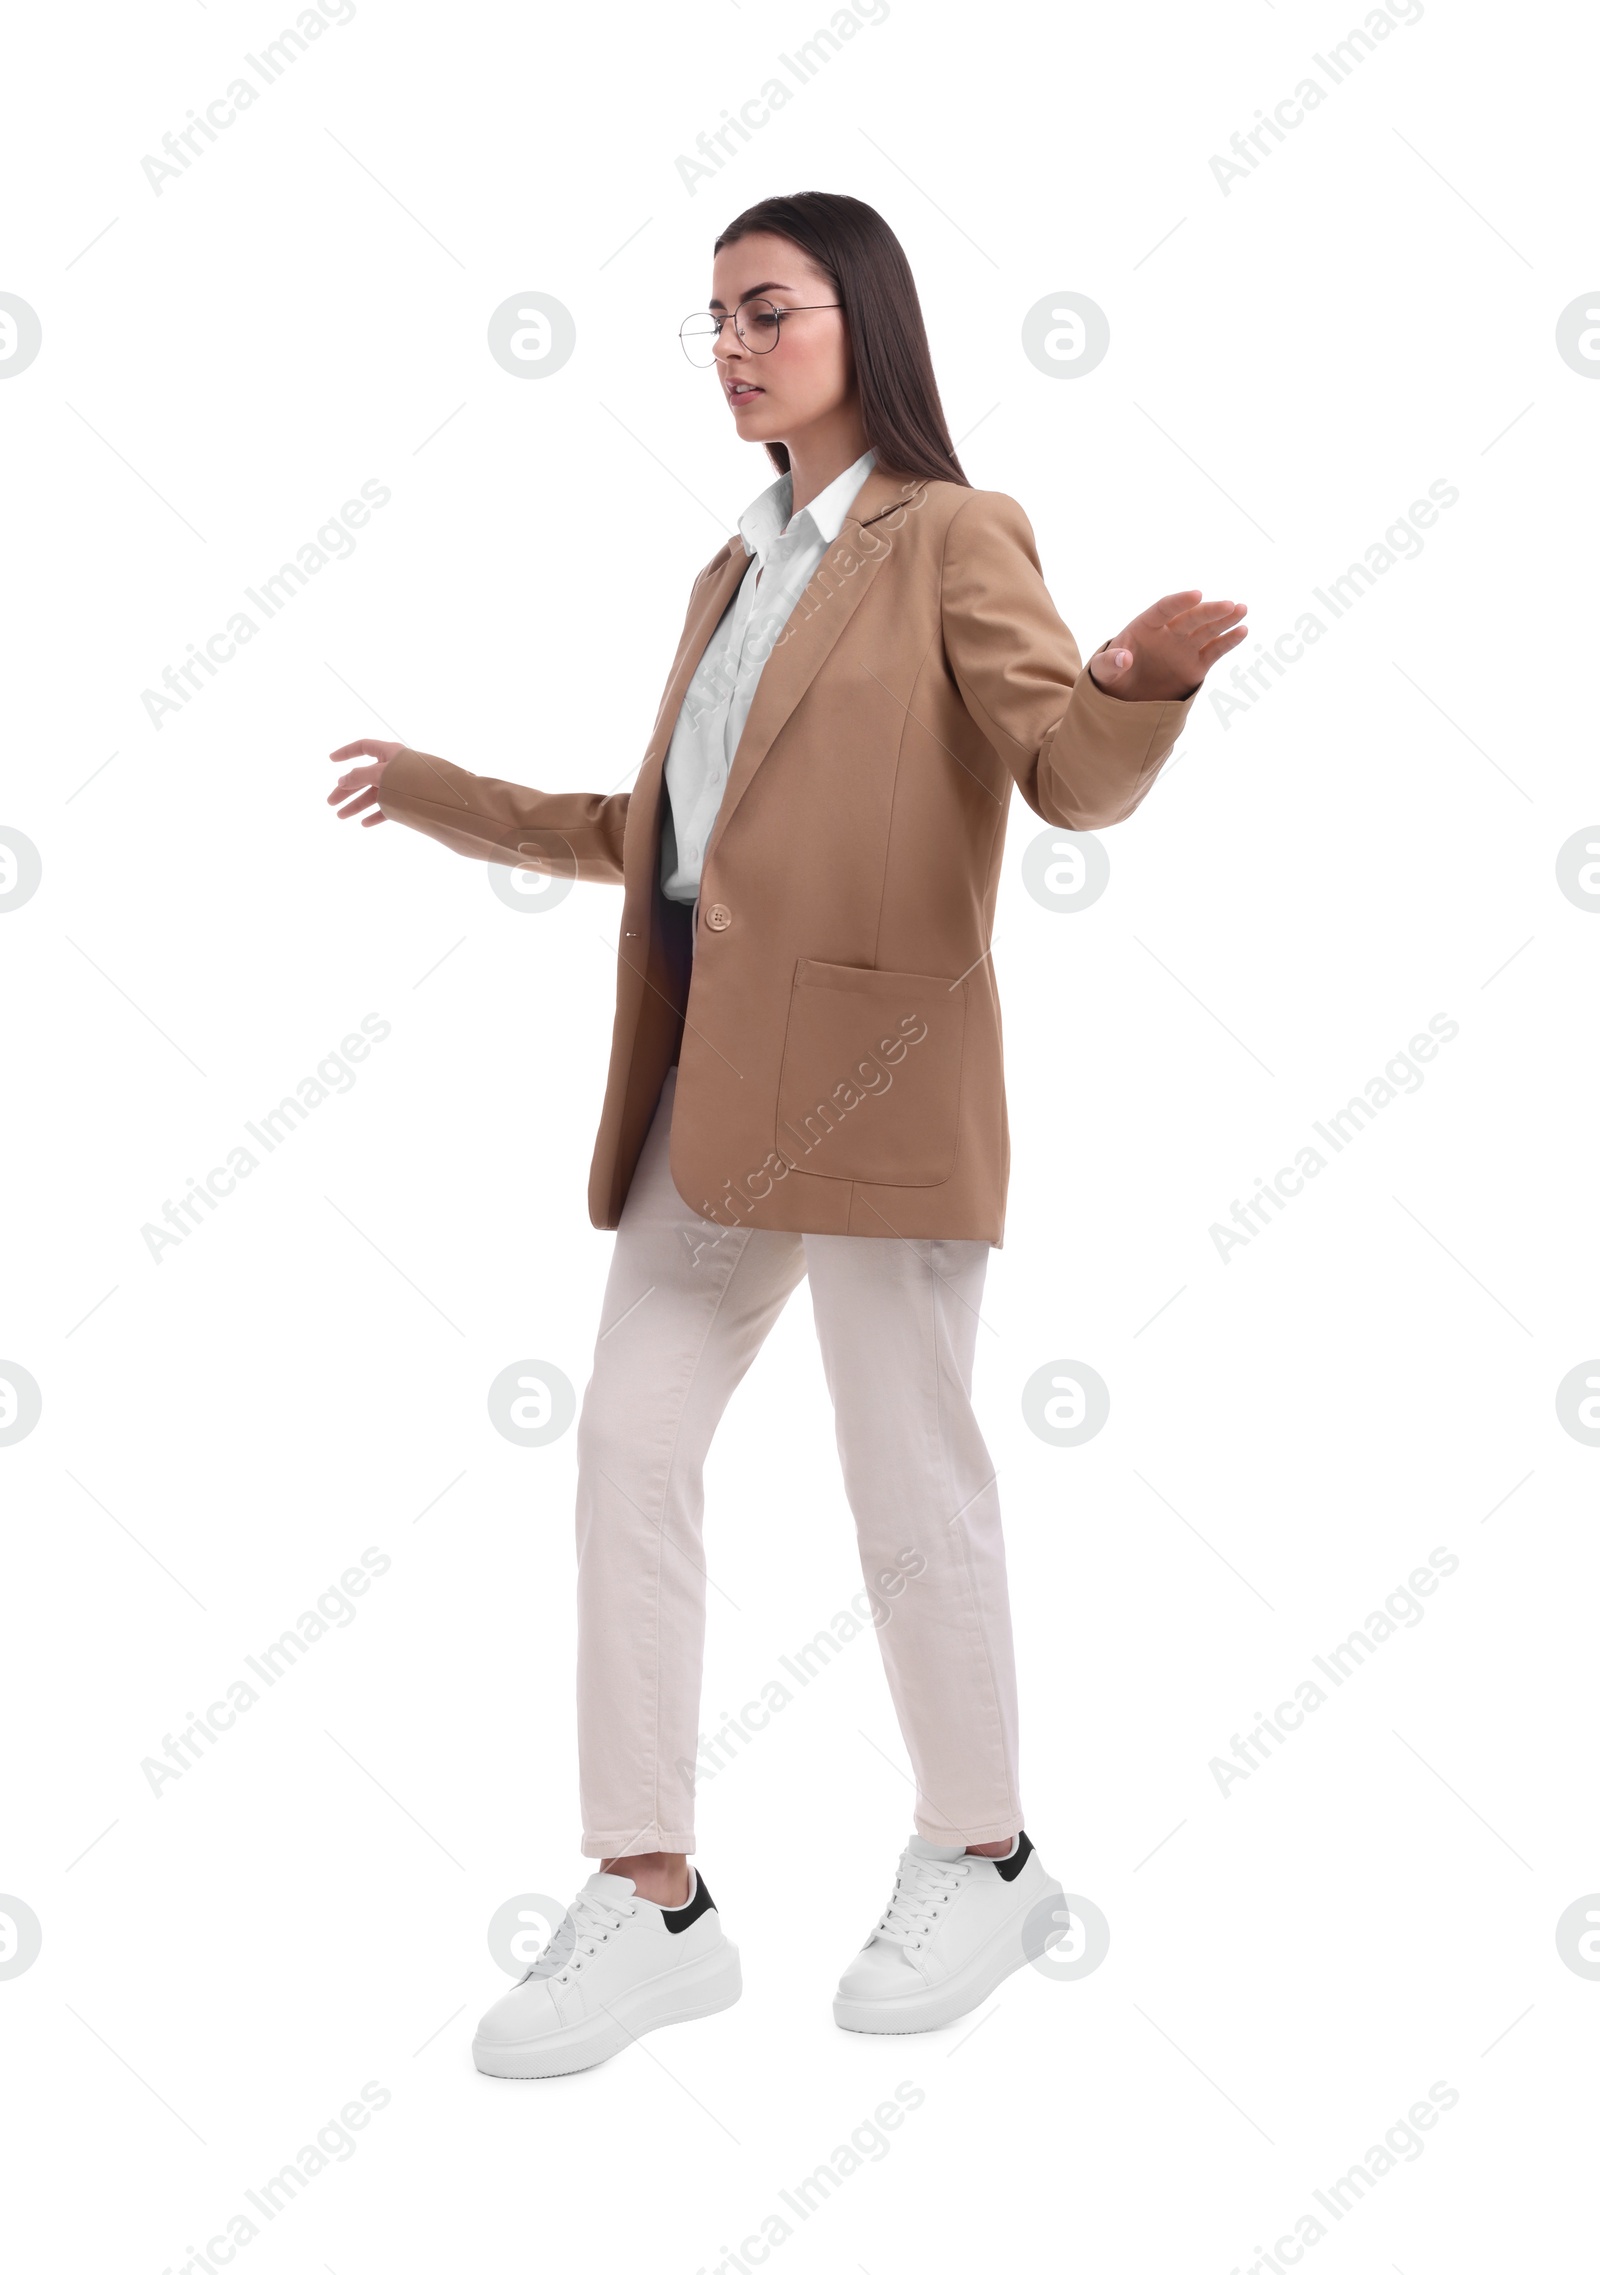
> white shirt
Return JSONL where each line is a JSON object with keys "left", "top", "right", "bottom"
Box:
{"left": 660, "top": 447, "right": 878, "bottom": 906}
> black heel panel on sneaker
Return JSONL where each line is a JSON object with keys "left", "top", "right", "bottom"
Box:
{"left": 994, "top": 1831, "right": 1033, "bottom": 1883}
{"left": 662, "top": 1870, "right": 716, "bottom": 1933}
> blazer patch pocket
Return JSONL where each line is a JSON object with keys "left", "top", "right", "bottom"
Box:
{"left": 775, "top": 958, "right": 967, "bottom": 1188}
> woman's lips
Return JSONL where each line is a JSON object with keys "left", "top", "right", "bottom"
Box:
{"left": 728, "top": 383, "right": 764, "bottom": 406}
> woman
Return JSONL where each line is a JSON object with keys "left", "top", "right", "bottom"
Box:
{"left": 329, "top": 191, "right": 1246, "bottom": 2078}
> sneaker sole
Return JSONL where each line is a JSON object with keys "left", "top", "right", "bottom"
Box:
{"left": 832, "top": 1877, "right": 1066, "bottom": 2035}
{"left": 473, "top": 1937, "right": 743, "bottom": 2079}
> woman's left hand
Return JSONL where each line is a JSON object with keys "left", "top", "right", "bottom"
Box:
{"left": 1087, "top": 590, "right": 1249, "bottom": 702}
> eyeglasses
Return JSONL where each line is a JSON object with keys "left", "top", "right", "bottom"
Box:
{"left": 679, "top": 296, "right": 841, "bottom": 367}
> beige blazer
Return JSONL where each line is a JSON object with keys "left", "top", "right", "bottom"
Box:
{"left": 376, "top": 462, "right": 1197, "bottom": 1244}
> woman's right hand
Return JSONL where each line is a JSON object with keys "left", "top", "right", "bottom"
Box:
{"left": 327, "top": 738, "right": 403, "bottom": 828}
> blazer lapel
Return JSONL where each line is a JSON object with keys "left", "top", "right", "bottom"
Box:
{"left": 620, "top": 536, "right": 751, "bottom": 913}
{"left": 701, "top": 467, "right": 930, "bottom": 872}
{"left": 643, "top": 540, "right": 751, "bottom": 766}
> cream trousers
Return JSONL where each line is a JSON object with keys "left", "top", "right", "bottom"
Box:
{"left": 575, "top": 1062, "right": 1023, "bottom": 1857}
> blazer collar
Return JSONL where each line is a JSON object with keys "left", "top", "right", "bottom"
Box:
{"left": 843, "top": 460, "right": 933, "bottom": 534}
{"left": 730, "top": 460, "right": 931, "bottom": 566}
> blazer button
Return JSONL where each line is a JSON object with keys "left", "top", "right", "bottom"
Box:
{"left": 705, "top": 902, "right": 732, "bottom": 930}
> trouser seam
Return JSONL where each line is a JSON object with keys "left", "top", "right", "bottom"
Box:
{"left": 925, "top": 1238, "right": 1020, "bottom": 1833}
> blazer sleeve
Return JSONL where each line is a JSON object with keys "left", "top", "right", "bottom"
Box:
{"left": 375, "top": 745, "right": 628, "bottom": 883}
{"left": 939, "top": 487, "right": 1199, "bottom": 830}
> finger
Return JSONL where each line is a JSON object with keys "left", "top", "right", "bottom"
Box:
{"left": 1195, "top": 625, "right": 1250, "bottom": 666}
{"left": 1134, "top": 589, "right": 1204, "bottom": 625}
{"left": 1162, "top": 599, "right": 1247, "bottom": 635}
{"left": 361, "top": 811, "right": 388, "bottom": 827}
{"left": 326, "top": 769, "right": 375, "bottom": 804}
{"left": 332, "top": 785, "right": 380, "bottom": 819}
{"left": 329, "top": 739, "right": 390, "bottom": 763}
{"left": 1177, "top": 602, "right": 1250, "bottom": 634}
{"left": 1170, "top": 598, "right": 1247, "bottom": 625}
{"left": 1162, "top": 616, "right": 1248, "bottom": 660}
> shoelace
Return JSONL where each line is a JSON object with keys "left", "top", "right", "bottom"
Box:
{"left": 871, "top": 1852, "right": 971, "bottom": 1951}
{"left": 521, "top": 1888, "right": 638, "bottom": 1983}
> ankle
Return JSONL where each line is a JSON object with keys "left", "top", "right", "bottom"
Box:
{"left": 604, "top": 1850, "right": 692, "bottom": 1907}
{"left": 964, "top": 1835, "right": 1017, "bottom": 1858}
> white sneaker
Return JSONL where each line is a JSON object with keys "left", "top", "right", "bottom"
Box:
{"left": 833, "top": 1831, "right": 1066, "bottom": 2034}
{"left": 473, "top": 1866, "right": 741, "bottom": 2078}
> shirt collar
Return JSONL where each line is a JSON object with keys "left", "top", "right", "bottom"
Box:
{"left": 738, "top": 446, "right": 878, "bottom": 566}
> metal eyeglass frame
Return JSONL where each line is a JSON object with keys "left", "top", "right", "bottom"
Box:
{"left": 679, "top": 297, "right": 842, "bottom": 366}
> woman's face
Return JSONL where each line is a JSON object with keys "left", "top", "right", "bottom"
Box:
{"left": 706, "top": 231, "right": 854, "bottom": 447}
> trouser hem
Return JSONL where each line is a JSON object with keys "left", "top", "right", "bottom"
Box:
{"left": 916, "top": 1812, "right": 1025, "bottom": 1846}
{"left": 584, "top": 1829, "right": 697, "bottom": 1858}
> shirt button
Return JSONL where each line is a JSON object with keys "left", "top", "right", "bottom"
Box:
{"left": 705, "top": 902, "right": 732, "bottom": 930}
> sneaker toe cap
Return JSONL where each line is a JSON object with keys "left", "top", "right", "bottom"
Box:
{"left": 474, "top": 1976, "right": 565, "bottom": 2046}
{"left": 837, "top": 1940, "right": 923, "bottom": 2001}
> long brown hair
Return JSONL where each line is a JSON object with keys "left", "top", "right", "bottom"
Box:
{"left": 712, "top": 192, "right": 970, "bottom": 489}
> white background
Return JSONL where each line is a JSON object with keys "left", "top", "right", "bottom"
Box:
{"left": 2, "top": 0, "right": 1596, "bottom": 2267}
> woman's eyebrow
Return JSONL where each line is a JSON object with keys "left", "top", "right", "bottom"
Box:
{"left": 707, "top": 282, "right": 794, "bottom": 310}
